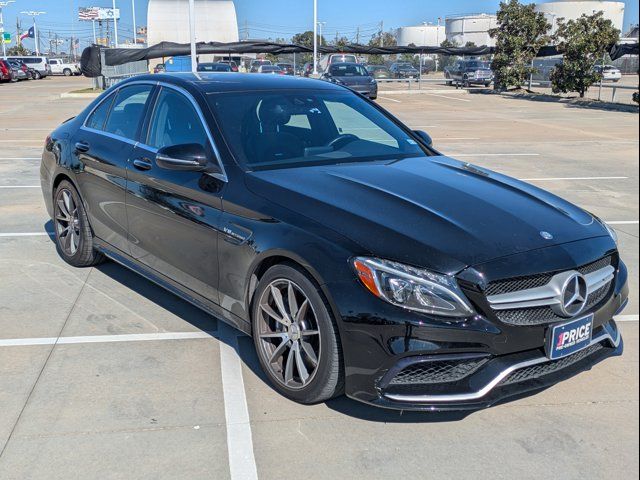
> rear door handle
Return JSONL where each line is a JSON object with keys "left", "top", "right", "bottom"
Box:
{"left": 132, "top": 158, "right": 153, "bottom": 171}
{"left": 75, "top": 141, "right": 90, "bottom": 153}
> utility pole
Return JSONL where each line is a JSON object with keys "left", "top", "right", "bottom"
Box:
{"left": 111, "top": 0, "right": 118, "bottom": 46}
{"left": 379, "top": 21, "right": 384, "bottom": 47}
{"left": 15, "top": 16, "right": 20, "bottom": 47}
{"left": 188, "top": 0, "right": 196, "bottom": 72}
{"left": 131, "top": 0, "right": 137, "bottom": 45}
{"left": 356, "top": 27, "right": 360, "bottom": 45}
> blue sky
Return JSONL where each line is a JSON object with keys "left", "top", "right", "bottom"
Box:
{"left": 2, "top": 0, "right": 638, "bottom": 52}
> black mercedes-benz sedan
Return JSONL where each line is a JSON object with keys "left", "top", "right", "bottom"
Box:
{"left": 40, "top": 73, "right": 628, "bottom": 411}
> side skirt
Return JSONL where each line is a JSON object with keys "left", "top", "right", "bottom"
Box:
{"left": 94, "top": 239, "right": 252, "bottom": 336}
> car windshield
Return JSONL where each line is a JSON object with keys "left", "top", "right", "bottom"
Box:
{"left": 466, "top": 61, "right": 490, "bottom": 69}
{"left": 329, "top": 64, "right": 368, "bottom": 77}
{"left": 207, "top": 91, "right": 429, "bottom": 171}
{"left": 198, "top": 64, "right": 231, "bottom": 72}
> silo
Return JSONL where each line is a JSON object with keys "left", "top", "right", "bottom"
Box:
{"left": 445, "top": 13, "right": 498, "bottom": 47}
{"left": 396, "top": 25, "right": 446, "bottom": 46}
{"left": 535, "top": 1, "right": 625, "bottom": 33}
{"left": 147, "top": 0, "right": 239, "bottom": 46}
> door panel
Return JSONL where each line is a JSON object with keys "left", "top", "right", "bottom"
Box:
{"left": 126, "top": 86, "right": 224, "bottom": 303}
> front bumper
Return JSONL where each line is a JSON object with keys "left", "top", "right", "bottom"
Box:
{"left": 327, "top": 239, "right": 628, "bottom": 411}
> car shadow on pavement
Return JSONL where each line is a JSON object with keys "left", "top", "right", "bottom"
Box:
{"left": 43, "top": 221, "right": 548, "bottom": 423}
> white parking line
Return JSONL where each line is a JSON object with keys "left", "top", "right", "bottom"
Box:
{"left": 0, "top": 185, "right": 40, "bottom": 189}
{"left": 0, "top": 331, "right": 217, "bottom": 348}
{"left": 607, "top": 221, "right": 639, "bottom": 225}
{"left": 615, "top": 315, "right": 639, "bottom": 322}
{"left": 378, "top": 96, "right": 401, "bottom": 103}
{"left": 424, "top": 93, "right": 472, "bottom": 102}
{"left": 0, "top": 232, "right": 50, "bottom": 237}
{"left": 454, "top": 153, "right": 540, "bottom": 157}
{"left": 0, "top": 158, "right": 41, "bottom": 161}
{"left": 520, "top": 176, "right": 628, "bottom": 182}
{"left": 218, "top": 323, "right": 259, "bottom": 480}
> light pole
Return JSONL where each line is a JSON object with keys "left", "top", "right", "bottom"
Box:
{"left": 312, "top": 0, "right": 318, "bottom": 74}
{"left": 20, "top": 10, "right": 45, "bottom": 56}
{"left": 131, "top": 0, "right": 137, "bottom": 45}
{"left": 0, "top": 1, "right": 16, "bottom": 58}
{"left": 188, "top": 0, "right": 196, "bottom": 72}
{"left": 317, "top": 21, "right": 325, "bottom": 46}
{"left": 112, "top": 0, "right": 118, "bottom": 46}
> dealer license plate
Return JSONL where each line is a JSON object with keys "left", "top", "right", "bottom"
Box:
{"left": 546, "top": 315, "right": 594, "bottom": 360}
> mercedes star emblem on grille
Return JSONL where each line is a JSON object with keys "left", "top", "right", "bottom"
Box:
{"left": 554, "top": 273, "right": 589, "bottom": 318}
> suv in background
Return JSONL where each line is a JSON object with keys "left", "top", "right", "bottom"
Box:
{"left": 0, "top": 59, "right": 18, "bottom": 82}
{"left": 445, "top": 59, "right": 493, "bottom": 87}
{"left": 277, "top": 63, "right": 295, "bottom": 75}
{"left": 390, "top": 63, "right": 419, "bottom": 79}
{"left": 250, "top": 60, "right": 272, "bottom": 73}
{"left": 6, "top": 56, "right": 50, "bottom": 78}
{"left": 49, "top": 58, "right": 81, "bottom": 76}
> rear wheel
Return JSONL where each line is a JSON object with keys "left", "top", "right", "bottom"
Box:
{"left": 252, "top": 264, "right": 343, "bottom": 404}
{"left": 53, "top": 181, "right": 104, "bottom": 267}
{"left": 34, "top": 71, "right": 42, "bottom": 80}
{"left": 63, "top": 68, "right": 72, "bottom": 77}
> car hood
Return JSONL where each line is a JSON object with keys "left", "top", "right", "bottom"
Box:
{"left": 245, "top": 156, "right": 606, "bottom": 274}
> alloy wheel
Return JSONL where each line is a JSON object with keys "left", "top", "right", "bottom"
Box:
{"left": 256, "top": 279, "right": 321, "bottom": 390}
{"left": 55, "top": 189, "right": 81, "bottom": 256}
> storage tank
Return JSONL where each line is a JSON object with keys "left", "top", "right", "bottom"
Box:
{"left": 445, "top": 13, "right": 498, "bottom": 47}
{"left": 396, "top": 24, "right": 446, "bottom": 46}
{"left": 147, "top": 0, "right": 239, "bottom": 46}
{"left": 535, "top": 1, "right": 625, "bottom": 33}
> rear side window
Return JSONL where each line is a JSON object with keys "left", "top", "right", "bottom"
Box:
{"left": 85, "top": 94, "right": 115, "bottom": 131}
{"left": 104, "top": 84, "right": 153, "bottom": 140}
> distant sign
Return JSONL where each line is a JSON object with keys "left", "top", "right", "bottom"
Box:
{"left": 78, "top": 7, "right": 120, "bottom": 21}
{"left": 2, "top": 32, "right": 11, "bottom": 44}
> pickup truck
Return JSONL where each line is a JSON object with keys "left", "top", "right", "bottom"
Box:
{"left": 48, "top": 58, "right": 82, "bottom": 76}
{"left": 444, "top": 59, "right": 494, "bottom": 87}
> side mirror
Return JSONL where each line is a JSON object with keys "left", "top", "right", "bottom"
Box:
{"left": 413, "top": 130, "right": 433, "bottom": 147}
{"left": 156, "top": 143, "right": 215, "bottom": 172}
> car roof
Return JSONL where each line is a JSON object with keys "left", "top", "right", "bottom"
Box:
{"left": 122, "top": 72, "right": 343, "bottom": 94}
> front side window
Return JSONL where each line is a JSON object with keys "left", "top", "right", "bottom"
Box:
{"left": 104, "top": 84, "right": 153, "bottom": 140}
{"left": 147, "top": 88, "right": 208, "bottom": 150}
{"left": 207, "top": 91, "right": 428, "bottom": 170}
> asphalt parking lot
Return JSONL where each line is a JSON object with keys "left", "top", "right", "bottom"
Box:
{"left": 0, "top": 76, "right": 638, "bottom": 480}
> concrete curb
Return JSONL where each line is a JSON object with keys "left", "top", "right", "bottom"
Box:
{"left": 60, "top": 92, "right": 102, "bottom": 99}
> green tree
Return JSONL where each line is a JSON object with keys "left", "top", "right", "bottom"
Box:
{"left": 489, "top": 0, "right": 551, "bottom": 90}
{"left": 334, "top": 36, "right": 350, "bottom": 49}
{"left": 550, "top": 12, "right": 620, "bottom": 98}
{"left": 439, "top": 39, "right": 458, "bottom": 70}
{"left": 291, "top": 31, "right": 326, "bottom": 64}
{"left": 7, "top": 44, "right": 30, "bottom": 56}
{"left": 464, "top": 41, "right": 477, "bottom": 48}
{"left": 367, "top": 31, "right": 397, "bottom": 65}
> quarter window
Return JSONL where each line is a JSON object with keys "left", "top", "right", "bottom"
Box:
{"left": 104, "top": 84, "right": 153, "bottom": 141}
{"left": 85, "top": 94, "right": 115, "bottom": 131}
{"left": 147, "top": 88, "right": 208, "bottom": 150}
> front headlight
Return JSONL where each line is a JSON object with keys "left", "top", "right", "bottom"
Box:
{"left": 604, "top": 222, "right": 619, "bottom": 246}
{"left": 352, "top": 257, "right": 474, "bottom": 317}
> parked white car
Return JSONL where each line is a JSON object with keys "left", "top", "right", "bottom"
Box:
{"left": 49, "top": 59, "right": 81, "bottom": 76}
{"left": 595, "top": 65, "right": 622, "bottom": 82}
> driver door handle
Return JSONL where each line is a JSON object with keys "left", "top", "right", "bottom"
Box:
{"left": 132, "top": 158, "right": 153, "bottom": 171}
{"left": 75, "top": 141, "right": 90, "bottom": 153}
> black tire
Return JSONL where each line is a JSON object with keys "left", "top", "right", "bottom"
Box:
{"left": 53, "top": 180, "right": 104, "bottom": 267}
{"left": 34, "top": 71, "right": 42, "bottom": 80}
{"left": 251, "top": 263, "right": 344, "bottom": 404}
{"left": 63, "top": 68, "right": 72, "bottom": 77}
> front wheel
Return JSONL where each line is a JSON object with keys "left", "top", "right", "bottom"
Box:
{"left": 252, "top": 264, "right": 344, "bottom": 404}
{"left": 53, "top": 181, "right": 104, "bottom": 267}
{"left": 63, "top": 68, "right": 72, "bottom": 77}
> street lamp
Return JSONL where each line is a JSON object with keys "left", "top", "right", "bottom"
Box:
{"left": 313, "top": 0, "right": 318, "bottom": 74}
{"left": 20, "top": 10, "right": 45, "bottom": 56}
{"left": 317, "top": 21, "right": 326, "bottom": 46}
{"left": 112, "top": 0, "right": 119, "bottom": 46}
{"left": 0, "top": 1, "right": 16, "bottom": 58}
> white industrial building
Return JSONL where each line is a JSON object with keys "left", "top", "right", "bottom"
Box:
{"left": 396, "top": 24, "right": 446, "bottom": 46}
{"left": 147, "top": 0, "right": 239, "bottom": 46}
{"left": 535, "top": 1, "right": 625, "bottom": 33}
{"left": 445, "top": 13, "right": 498, "bottom": 47}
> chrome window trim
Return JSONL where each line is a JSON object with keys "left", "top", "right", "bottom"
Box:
{"left": 78, "top": 79, "right": 227, "bottom": 182}
{"left": 384, "top": 321, "right": 621, "bottom": 404}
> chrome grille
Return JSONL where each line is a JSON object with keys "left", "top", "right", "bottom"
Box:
{"left": 486, "top": 256, "right": 615, "bottom": 326}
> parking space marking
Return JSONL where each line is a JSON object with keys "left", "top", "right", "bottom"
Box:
{"left": 520, "top": 176, "right": 629, "bottom": 181}
{"left": 377, "top": 96, "right": 401, "bottom": 103}
{"left": 454, "top": 153, "right": 540, "bottom": 157}
{"left": 0, "top": 158, "right": 41, "bottom": 161}
{"left": 0, "top": 331, "right": 217, "bottom": 348}
{"left": 0, "top": 233, "right": 50, "bottom": 237}
{"left": 615, "top": 315, "right": 639, "bottom": 322}
{"left": 607, "top": 221, "right": 639, "bottom": 225}
{"left": 0, "top": 185, "right": 40, "bottom": 189}
{"left": 424, "top": 93, "right": 472, "bottom": 102}
{"left": 218, "top": 323, "right": 259, "bottom": 480}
